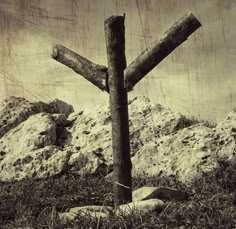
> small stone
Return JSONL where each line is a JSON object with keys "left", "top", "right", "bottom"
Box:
{"left": 58, "top": 205, "right": 113, "bottom": 224}
{"left": 133, "top": 186, "right": 189, "bottom": 202}
{"left": 116, "top": 199, "right": 164, "bottom": 216}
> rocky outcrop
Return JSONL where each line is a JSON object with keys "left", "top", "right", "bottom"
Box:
{"left": 0, "top": 96, "right": 45, "bottom": 138}
{"left": 66, "top": 96, "right": 191, "bottom": 175}
{"left": 0, "top": 113, "right": 72, "bottom": 181}
{"left": 0, "top": 96, "right": 236, "bottom": 183}
{"left": 0, "top": 97, "right": 74, "bottom": 181}
{"left": 132, "top": 121, "right": 236, "bottom": 183}
{"left": 0, "top": 96, "right": 73, "bottom": 139}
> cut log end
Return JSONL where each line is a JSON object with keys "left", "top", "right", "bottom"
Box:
{"left": 105, "top": 15, "right": 125, "bottom": 26}
{"left": 51, "top": 46, "right": 59, "bottom": 59}
{"left": 51, "top": 44, "right": 65, "bottom": 59}
{"left": 187, "top": 12, "right": 201, "bottom": 26}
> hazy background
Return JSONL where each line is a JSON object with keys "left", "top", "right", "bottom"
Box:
{"left": 0, "top": 0, "right": 235, "bottom": 122}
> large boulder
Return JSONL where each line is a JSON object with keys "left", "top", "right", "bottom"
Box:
{"left": 0, "top": 97, "right": 74, "bottom": 139}
{"left": 128, "top": 97, "right": 192, "bottom": 156}
{"left": 66, "top": 96, "right": 191, "bottom": 175}
{"left": 66, "top": 108, "right": 113, "bottom": 175}
{"left": 0, "top": 96, "right": 46, "bottom": 138}
{"left": 0, "top": 96, "right": 74, "bottom": 181}
{"left": 132, "top": 120, "right": 236, "bottom": 183}
{"left": 0, "top": 113, "right": 72, "bottom": 181}
{"left": 0, "top": 113, "right": 56, "bottom": 152}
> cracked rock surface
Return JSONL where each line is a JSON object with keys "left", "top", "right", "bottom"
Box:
{"left": 0, "top": 97, "right": 74, "bottom": 181}
{"left": 0, "top": 96, "right": 236, "bottom": 183}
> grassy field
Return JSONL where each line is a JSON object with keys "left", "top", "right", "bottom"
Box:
{"left": 0, "top": 159, "right": 236, "bottom": 229}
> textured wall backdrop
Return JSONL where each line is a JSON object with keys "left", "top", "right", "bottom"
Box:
{"left": 0, "top": 0, "right": 235, "bottom": 121}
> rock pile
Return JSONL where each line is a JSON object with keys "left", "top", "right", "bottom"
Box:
{"left": 0, "top": 96, "right": 235, "bottom": 184}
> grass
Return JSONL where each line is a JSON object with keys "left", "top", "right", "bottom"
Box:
{"left": 0, "top": 159, "right": 236, "bottom": 228}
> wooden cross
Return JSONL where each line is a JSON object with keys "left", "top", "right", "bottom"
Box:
{"left": 51, "top": 12, "right": 201, "bottom": 206}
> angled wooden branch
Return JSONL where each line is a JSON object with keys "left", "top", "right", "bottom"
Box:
{"left": 52, "top": 44, "right": 108, "bottom": 92}
{"left": 124, "top": 12, "right": 201, "bottom": 91}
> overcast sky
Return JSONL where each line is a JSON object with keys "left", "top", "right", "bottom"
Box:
{"left": 0, "top": 0, "right": 235, "bottom": 121}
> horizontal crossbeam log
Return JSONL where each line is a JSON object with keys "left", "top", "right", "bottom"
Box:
{"left": 124, "top": 12, "right": 201, "bottom": 91}
{"left": 52, "top": 44, "right": 108, "bottom": 92}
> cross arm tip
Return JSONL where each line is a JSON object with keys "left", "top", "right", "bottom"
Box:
{"left": 186, "top": 12, "right": 202, "bottom": 27}
{"left": 51, "top": 44, "right": 65, "bottom": 59}
{"left": 51, "top": 44, "right": 61, "bottom": 59}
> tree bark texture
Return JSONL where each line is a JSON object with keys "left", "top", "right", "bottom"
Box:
{"left": 124, "top": 12, "right": 201, "bottom": 91}
{"left": 52, "top": 44, "right": 108, "bottom": 92}
{"left": 105, "top": 15, "right": 132, "bottom": 206}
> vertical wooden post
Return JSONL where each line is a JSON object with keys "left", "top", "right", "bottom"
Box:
{"left": 105, "top": 15, "right": 132, "bottom": 206}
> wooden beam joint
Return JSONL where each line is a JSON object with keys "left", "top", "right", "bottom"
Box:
{"left": 52, "top": 44, "right": 109, "bottom": 92}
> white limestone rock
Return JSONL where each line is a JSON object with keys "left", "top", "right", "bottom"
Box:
{"left": 116, "top": 199, "right": 164, "bottom": 216}
{"left": 0, "top": 113, "right": 56, "bottom": 152}
{"left": 58, "top": 199, "right": 164, "bottom": 224}
{"left": 66, "top": 96, "right": 190, "bottom": 175}
{"left": 0, "top": 96, "right": 46, "bottom": 138}
{"left": 58, "top": 205, "right": 113, "bottom": 224}
{"left": 133, "top": 186, "right": 188, "bottom": 202}
{"left": 132, "top": 121, "right": 236, "bottom": 183}
{"left": 1, "top": 95, "right": 236, "bottom": 183}
{"left": 67, "top": 148, "right": 109, "bottom": 176}
{"left": 0, "top": 113, "right": 71, "bottom": 181}
{"left": 215, "top": 109, "right": 236, "bottom": 159}
{"left": 0, "top": 97, "right": 74, "bottom": 139}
